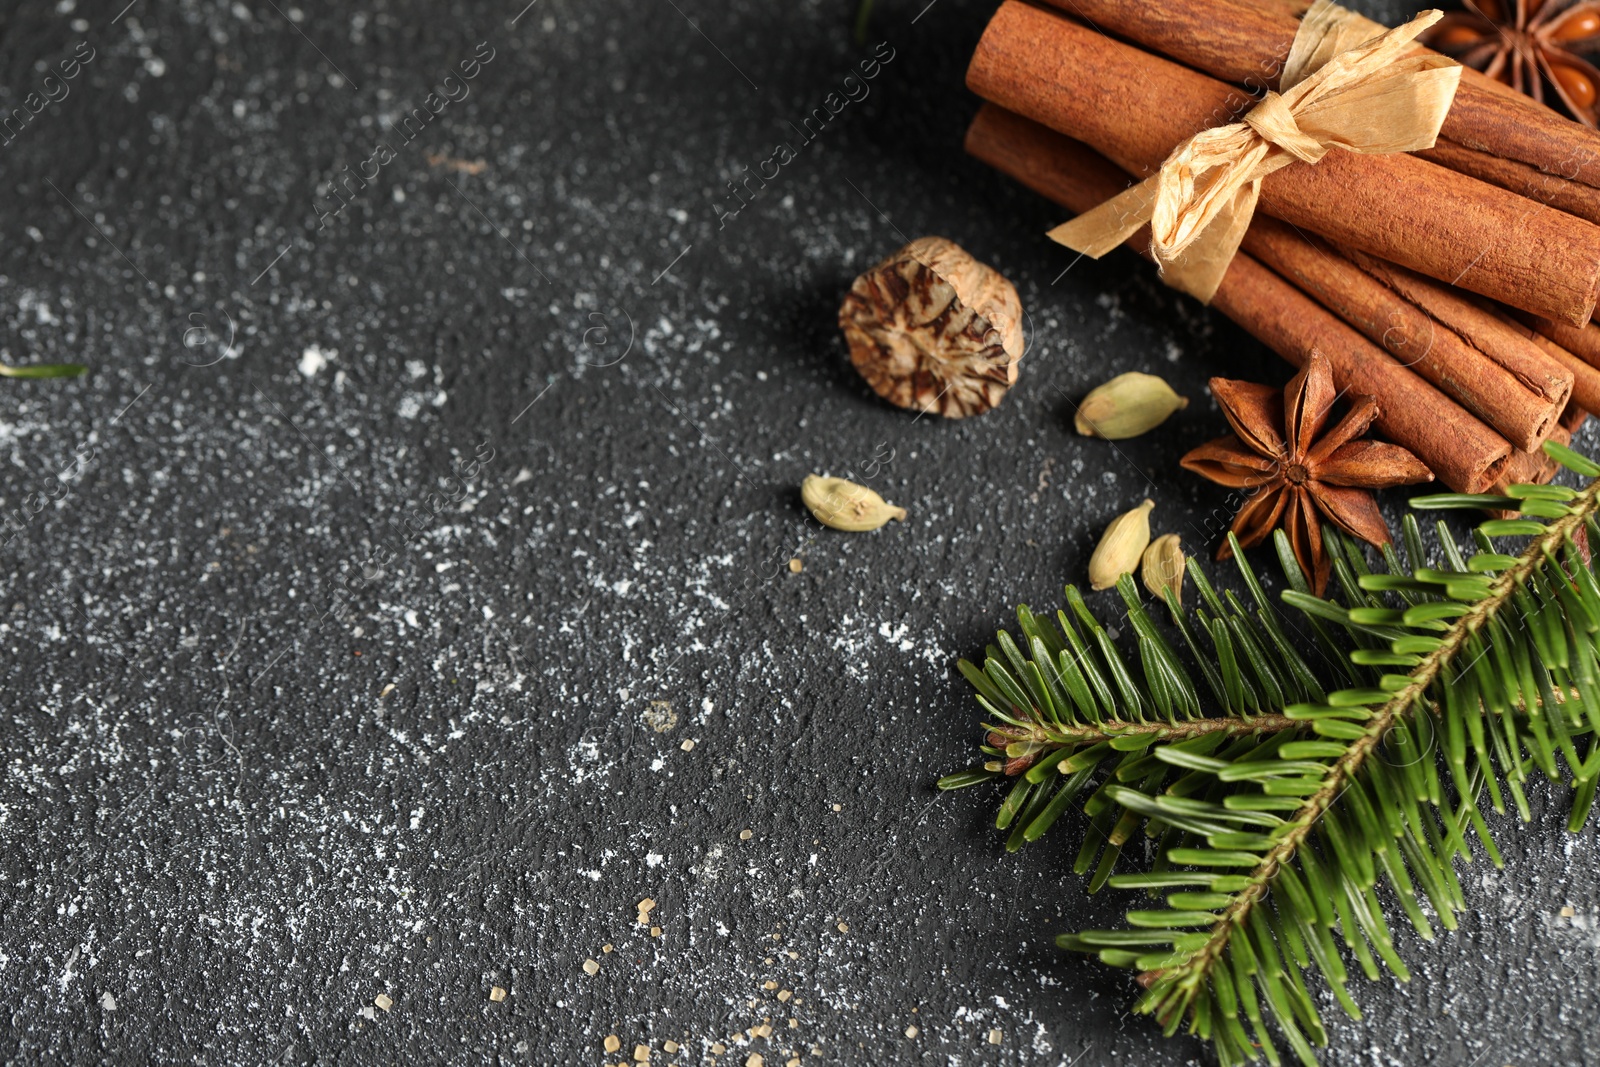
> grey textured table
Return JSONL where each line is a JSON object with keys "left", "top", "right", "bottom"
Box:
{"left": 2, "top": 1, "right": 1597, "bottom": 1064}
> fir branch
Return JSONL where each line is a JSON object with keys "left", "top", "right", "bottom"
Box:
{"left": 942, "top": 441, "right": 1600, "bottom": 1065}
{"left": 1153, "top": 469, "right": 1600, "bottom": 1004}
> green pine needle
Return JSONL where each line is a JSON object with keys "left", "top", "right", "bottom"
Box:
{"left": 854, "top": 0, "right": 874, "bottom": 44}
{"left": 940, "top": 441, "right": 1600, "bottom": 1066}
{"left": 0, "top": 362, "right": 87, "bottom": 379}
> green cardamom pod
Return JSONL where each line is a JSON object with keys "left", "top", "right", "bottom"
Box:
{"left": 1141, "top": 533, "right": 1185, "bottom": 607}
{"left": 1075, "top": 372, "right": 1188, "bottom": 439}
{"left": 1088, "top": 498, "right": 1155, "bottom": 590}
{"left": 801, "top": 474, "right": 907, "bottom": 532}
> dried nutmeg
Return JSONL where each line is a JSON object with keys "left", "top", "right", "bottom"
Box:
{"left": 1075, "top": 372, "right": 1188, "bottom": 439}
{"left": 1141, "top": 533, "right": 1185, "bottom": 607}
{"left": 801, "top": 474, "right": 907, "bottom": 532}
{"left": 1088, "top": 498, "right": 1155, "bottom": 591}
{"left": 839, "top": 236, "right": 1024, "bottom": 419}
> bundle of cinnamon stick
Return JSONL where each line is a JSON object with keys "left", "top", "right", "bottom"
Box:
{"left": 964, "top": 0, "right": 1600, "bottom": 493}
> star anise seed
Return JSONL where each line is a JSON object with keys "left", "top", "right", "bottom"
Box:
{"left": 1179, "top": 352, "right": 1434, "bottom": 594}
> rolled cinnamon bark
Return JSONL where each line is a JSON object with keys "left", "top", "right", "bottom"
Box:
{"left": 1237, "top": 222, "right": 1570, "bottom": 451}
{"left": 966, "top": 104, "right": 1511, "bottom": 492}
{"left": 1493, "top": 403, "right": 1583, "bottom": 496}
{"left": 1414, "top": 142, "right": 1600, "bottom": 227}
{"left": 1038, "top": 0, "right": 1600, "bottom": 195}
{"left": 1493, "top": 426, "right": 1569, "bottom": 495}
{"left": 1516, "top": 314, "right": 1600, "bottom": 378}
{"left": 1499, "top": 320, "right": 1600, "bottom": 414}
{"left": 967, "top": 1, "right": 1600, "bottom": 325}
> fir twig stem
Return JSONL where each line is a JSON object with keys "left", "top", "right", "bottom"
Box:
{"left": 998, "top": 714, "right": 1310, "bottom": 751}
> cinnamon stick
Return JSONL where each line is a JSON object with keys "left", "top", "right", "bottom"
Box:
{"left": 967, "top": 1, "right": 1600, "bottom": 326}
{"left": 1414, "top": 142, "right": 1600, "bottom": 227}
{"left": 1500, "top": 320, "right": 1600, "bottom": 414}
{"left": 1515, "top": 314, "right": 1600, "bottom": 379}
{"left": 1493, "top": 402, "right": 1583, "bottom": 495}
{"left": 1039, "top": 0, "right": 1600, "bottom": 195}
{"left": 1493, "top": 426, "right": 1569, "bottom": 495}
{"left": 1237, "top": 222, "right": 1570, "bottom": 451}
{"left": 966, "top": 103, "right": 1511, "bottom": 493}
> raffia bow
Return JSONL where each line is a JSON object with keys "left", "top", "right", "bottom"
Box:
{"left": 1048, "top": 0, "right": 1462, "bottom": 303}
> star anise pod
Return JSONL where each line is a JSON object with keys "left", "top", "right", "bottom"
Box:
{"left": 1424, "top": 0, "right": 1600, "bottom": 126}
{"left": 1179, "top": 353, "right": 1434, "bottom": 594}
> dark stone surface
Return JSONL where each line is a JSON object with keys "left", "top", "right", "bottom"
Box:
{"left": 1, "top": 1, "right": 1596, "bottom": 1064}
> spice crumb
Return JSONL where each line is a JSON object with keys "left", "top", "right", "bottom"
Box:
{"left": 836, "top": 922, "right": 849, "bottom": 933}
{"left": 777, "top": 989, "right": 792, "bottom": 1002}
{"left": 583, "top": 959, "right": 601, "bottom": 976}
{"left": 788, "top": 558, "right": 803, "bottom": 573}
{"left": 373, "top": 993, "right": 393, "bottom": 1012}
{"left": 663, "top": 1041, "right": 680, "bottom": 1054}
{"left": 605, "top": 1036, "right": 622, "bottom": 1053}
{"left": 488, "top": 986, "right": 507, "bottom": 1003}
{"left": 634, "top": 1046, "right": 651, "bottom": 1063}
{"left": 680, "top": 739, "right": 696, "bottom": 752}
{"left": 905, "top": 1025, "right": 918, "bottom": 1039}
{"left": 988, "top": 1029, "right": 1003, "bottom": 1045}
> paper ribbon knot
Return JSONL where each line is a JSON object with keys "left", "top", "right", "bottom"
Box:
{"left": 1048, "top": 0, "right": 1462, "bottom": 303}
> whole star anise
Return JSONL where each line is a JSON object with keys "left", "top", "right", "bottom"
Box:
{"left": 1179, "top": 353, "right": 1434, "bottom": 594}
{"left": 1424, "top": 0, "right": 1600, "bottom": 126}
